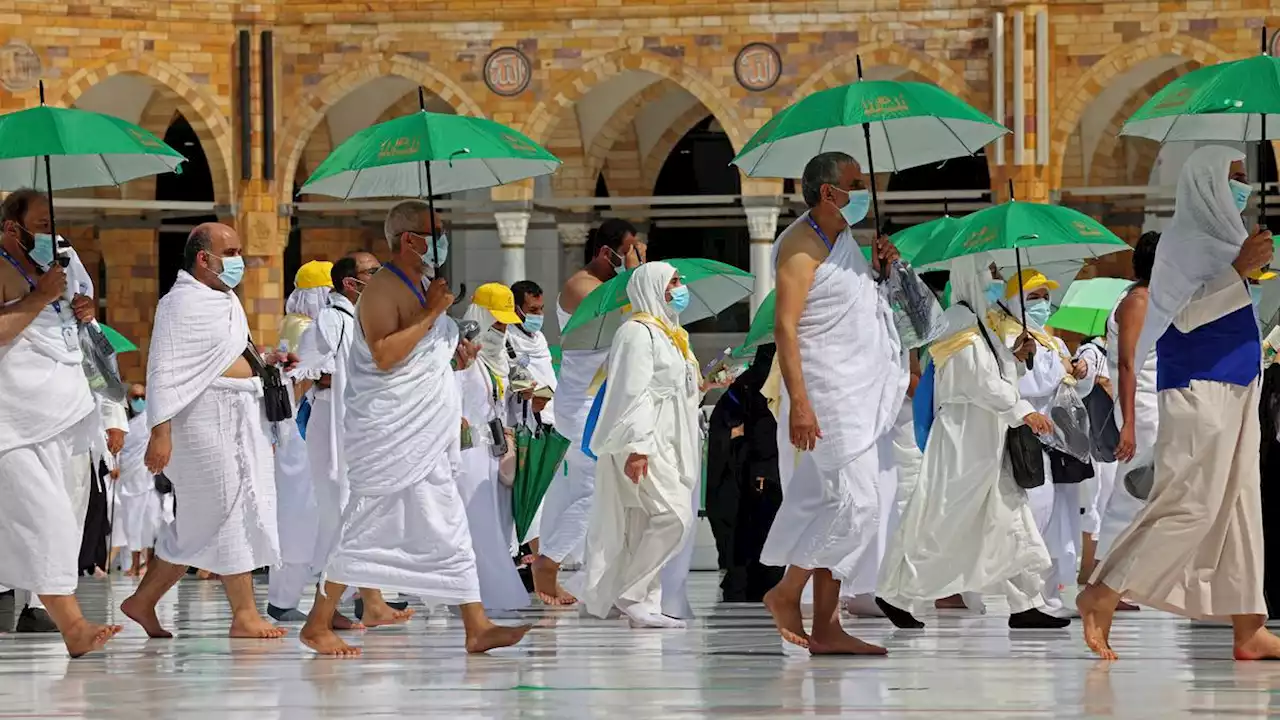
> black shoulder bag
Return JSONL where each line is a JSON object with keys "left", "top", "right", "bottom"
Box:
{"left": 243, "top": 338, "right": 294, "bottom": 422}
{"left": 959, "top": 301, "right": 1045, "bottom": 490}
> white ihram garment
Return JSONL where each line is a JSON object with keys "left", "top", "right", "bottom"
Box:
{"left": 1074, "top": 341, "right": 1118, "bottom": 538}
{"left": 538, "top": 302, "right": 609, "bottom": 565}
{"left": 326, "top": 304, "right": 480, "bottom": 605}
{"left": 578, "top": 263, "right": 702, "bottom": 622}
{"left": 456, "top": 361, "right": 529, "bottom": 611}
{"left": 878, "top": 295, "right": 1051, "bottom": 613}
{"left": 760, "top": 222, "right": 907, "bottom": 587}
{"left": 0, "top": 280, "right": 97, "bottom": 596}
{"left": 112, "top": 413, "right": 163, "bottom": 551}
{"left": 147, "top": 271, "right": 279, "bottom": 575}
{"left": 1098, "top": 288, "right": 1159, "bottom": 560}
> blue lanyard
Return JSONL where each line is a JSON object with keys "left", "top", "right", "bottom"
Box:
{"left": 0, "top": 247, "right": 60, "bottom": 314}
{"left": 805, "top": 215, "right": 834, "bottom": 251}
{"left": 383, "top": 262, "right": 426, "bottom": 308}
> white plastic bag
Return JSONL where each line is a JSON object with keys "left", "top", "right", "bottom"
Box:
{"left": 79, "top": 322, "right": 127, "bottom": 403}
{"left": 1040, "top": 382, "right": 1092, "bottom": 462}
{"left": 887, "top": 260, "right": 946, "bottom": 350}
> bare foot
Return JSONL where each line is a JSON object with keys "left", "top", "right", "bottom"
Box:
{"left": 934, "top": 594, "right": 967, "bottom": 610}
{"left": 763, "top": 585, "right": 810, "bottom": 649}
{"left": 63, "top": 618, "right": 122, "bottom": 658}
{"left": 532, "top": 556, "right": 577, "bottom": 606}
{"left": 361, "top": 599, "right": 415, "bottom": 627}
{"left": 1234, "top": 626, "right": 1280, "bottom": 660}
{"left": 92, "top": 567, "right": 108, "bottom": 579}
{"left": 465, "top": 623, "right": 533, "bottom": 653}
{"left": 1116, "top": 600, "right": 1140, "bottom": 612}
{"left": 229, "top": 612, "right": 287, "bottom": 639}
{"left": 123, "top": 568, "right": 138, "bottom": 578}
{"left": 331, "top": 611, "right": 364, "bottom": 631}
{"left": 809, "top": 626, "right": 888, "bottom": 656}
{"left": 1077, "top": 584, "right": 1119, "bottom": 660}
{"left": 301, "top": 624, "right": 362, "bottom": 657}
{"left": 121, "top": 595, "right": 174, "bottom": 639}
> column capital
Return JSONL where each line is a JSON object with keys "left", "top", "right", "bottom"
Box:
{"left": 557, "top": 221, "right": 591, "bottom": 247}
{"left": 494, "top": 210, "right": 531, "bottom": 249}
{"left": 744, "top": 205, "right": 782, "bottom": 242}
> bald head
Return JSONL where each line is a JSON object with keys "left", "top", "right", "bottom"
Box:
{"left": 185, "top": 222, "right": 243, "bottom": 291}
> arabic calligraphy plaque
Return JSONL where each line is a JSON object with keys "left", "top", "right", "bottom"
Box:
{"left": 735, "top": 43, "right": 781, "bottom": 92}
{"left": 484, "top": 47, "right": 531, "bottom": 97}
{"left": 0, "top": 41, "right": 41, "bottom": 92}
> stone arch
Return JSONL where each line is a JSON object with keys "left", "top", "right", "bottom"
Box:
{"left": 641, "top": 103, "right": 722, "bottom": 196}
{"left": 1049, "top": 34, "right": 1237, "bottom": 188}
{"left": 580, "top": 81, "right": 680, "bottom": 198}
{"left": 792, "top": 43, "right": 972, "bottom": 102}
{"left": 53, "top": 53, "right": 235, "bottom": 203}
{"left": 519, "top": 45, "right": 749, "bottom": 155}
{"left": 1077, "top": 64, "right": 1197, "bottom": 188}
{"left": 275, "top": 53, "right": 487, "bottom": 208}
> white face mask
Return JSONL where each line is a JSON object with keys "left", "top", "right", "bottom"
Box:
{"left": 479, "top": 325, "right": 508, "bottom": 370}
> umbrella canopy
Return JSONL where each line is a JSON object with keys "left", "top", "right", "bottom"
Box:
{"left": 1120, "top": 55, "right": 1280, "bottom": 143}
{"left": 98, "top": 323, "right": 139, "bottom": 354}
{"left": 301, "top": 110, "right": 561, "bottom": 199}
{"left": 731, "top": 290, "right": 777, "bottom": 358}
{"left": 911, "top": 201, "right": 1130, "bottom": 269}
{"left": 560, "top": 258, "right": 754, "bottom": 352}
{"left": 731, "top": 80, "right": 1008, "bottom": 178}
{"left": 513, "top": 423, "right": 571, "bottom": 544}
{"left": 1046, "top": 277, "right": 1133, "bottom": 337}
{"left": 0, "top": 105, "right": 185, "bottom": 191}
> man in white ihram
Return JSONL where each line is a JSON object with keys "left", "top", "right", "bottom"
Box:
{"left": 121, "top": 223, "right": 286, "bottom": 640}
{"left": 0, "top": 189, "right": 122, "bottom": 655}
{"left": 760, "top": 151, "right": 907, "bottom": 655}
{"left": 300, "top": 200, "right": 531, "bottom": 656}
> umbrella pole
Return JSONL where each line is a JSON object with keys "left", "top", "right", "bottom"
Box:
{"left": 1261, "top": 26, "right": 1270, "bottom": 232}
{"left": 37, "top": 81, "right": 66, "bottom": 269}
{"left": 856, "top": 55, "right": 887, "bottom": 279}
{"left": 1008, "top": 178, "right": 1034, "bottom": 370}
{"left": 418, "top": 87, "right": 465, "bottom": 302}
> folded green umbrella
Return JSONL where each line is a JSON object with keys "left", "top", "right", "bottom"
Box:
{"left": 98, "top": 323, "right": 139, "bottom": 353}
{"left": 513, "top": 423, "right": 571, "bottom": 544}
{"left": 1047, "top": 277, "right": 1133, "bottom": 338}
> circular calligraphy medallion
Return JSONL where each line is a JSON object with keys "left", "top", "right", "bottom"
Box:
{"left": 0, "top": 42, "right": 42, "bottom": 93}
{"left": 735, "top": 43, "right": 782, "bottom": 92}
{"left": 484, "top": 47, "right": 532, "bottom": 97}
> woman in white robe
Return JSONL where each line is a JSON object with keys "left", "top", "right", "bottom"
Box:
{"left": 112, "top": 403, "right": 162, "bottom": 575}
{"left": 454, "top": 288, "right": 532, "bottom": 614}
{"left": 1072, "top": 337, "right": 1117, "bottom": 584}
{"left": 578, "top": 262, "right": 703, "bottom": 628}
{"left": 877, "top": 255, "right": 1065, "bottom": 628}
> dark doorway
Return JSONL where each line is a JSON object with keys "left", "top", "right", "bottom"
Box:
{"left": 883, "top": 151, "right": 991, "bottom": 235}
{"left": 155, "top": 114, "right": 217, "bottom": 297}
{"left": 649, "top": 115, "right": 747, "bottom": 333}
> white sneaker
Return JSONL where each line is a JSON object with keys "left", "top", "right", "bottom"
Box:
{"left": 624, "top": 608, "right": 687, "bottom": 629}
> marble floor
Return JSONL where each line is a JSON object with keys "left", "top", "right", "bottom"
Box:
{"left": 2, "top": 574, "right": 1279, "bottom": 719}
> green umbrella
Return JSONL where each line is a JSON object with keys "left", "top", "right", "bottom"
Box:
{"left": 730, "top": 290, "right": 777, "bottom": 358}
{"left": 911, "top": 201, "right": 1130, "bottom": 270}
{"left": 513, "top": 423, "right": 571, "bottom": 544}
{"left": 1046, "top": 277, "right": 1133, "bottom": 337}
{"left": 1120, "top": 54, "right": 1280, "bottom": 144}
{"left": 549, "top": 345, "right": 562, "bottom": 376}
{"left": 560, "top": 258, "right": 754, "bottom": 352}
{"left": 0, "top": 86, "right": 185, "bottom": 192}
{"left": 731, "top": 78, "right": 1008, "bottom": 179}
{"left": 98, "top": 323, "right": 139, "bottom": 353}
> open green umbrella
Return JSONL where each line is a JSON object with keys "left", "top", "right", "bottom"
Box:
{"left": 560, "top": 258, "right": 754, "bottom": 352}
{"left": 731, "top": 79, "right": 1008, "bottom": 178}
{"left": 911, "top": 201, "right": 1130, "bottom": 269}
{"left": 98, "top": 323, "right": 139, "bottom": 353}
{"left": 730, "top": 290, "right": 777, "bottom": 358}
{"left": 513, "top": 422, "right": 571, "bottom": 544}
{"left": 1046, "top": 277, "right": 1133, "bottom": 338}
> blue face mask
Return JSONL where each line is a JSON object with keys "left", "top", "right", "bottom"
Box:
{"left": 1230, "top": 179, "right": 1253, "bottom": 213}
{"left": 1025, "top": 298, "right": 1051, "bottom": 327}
{"left": 984, "top": 281, "right": 1005, "bottom": 304}
{"left": 217, "top": 255, "right": 245, "bottom": 290}
{"left": 668, "top": 285, "right": 691, "bottom": 314}
{"left": 130, "top": 398, "right": 146, "bottom": 415}
{"left": 414, "top": 232, "right": 449, "bottom": 268}
{"left": 835, "top": 187, "right": 872, "bottom": 228}
{"left": 26, "top": 231, "right": 56, "bottom": 269}
{"left": 521, "top": 313, "right": 544, "bottom": 334}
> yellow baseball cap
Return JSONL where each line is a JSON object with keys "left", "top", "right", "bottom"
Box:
{"left": 294, "top": 260, "right": 334, "bottom": 290}
{"left": 472, "top": 282, "right": 523, "bottom": 325}
{"left": 1004, "top": 268, "right": 1059, "bottom": 299}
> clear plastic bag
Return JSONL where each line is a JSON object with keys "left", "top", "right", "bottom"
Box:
{"left": 887, "top": 260, "right": 947, "bottom": 350}
{"left": 1040, "top": 382, "right": 1092, "bottom": 462}
{"left": 79, "top": 322, "right": 127, "bottom": 403}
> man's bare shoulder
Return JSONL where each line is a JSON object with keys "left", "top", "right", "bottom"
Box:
{"left": 775, "top": 217, "right": 828, "bottom": 271}
{"left": 560, "top": 270, "right": 602, "bottom": 313}
{"left": 358, "top": 270, "right": 415, "bottom": 327}
{"left": 0, "top": 263, "right": 27, "bottom": 305}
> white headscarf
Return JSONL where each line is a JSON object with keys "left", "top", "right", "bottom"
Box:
{"left": 285, "top": 286, "right": 331, "bottom": 321}
{"left": 626, "top": 261, "right": 694, "bottom": 363}
{"left": 463, "top": 302, "right": 510, "bottom": 381}
{"left": 950, "top": 253, "right": 995, "bottom": 320}
{"left": 1137, "top": 144, "right": 1249, "bottom": 364}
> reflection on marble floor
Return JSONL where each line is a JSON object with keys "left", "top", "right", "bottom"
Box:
{"left": 4, "top": 574, "right": 1280, "bottom": 718}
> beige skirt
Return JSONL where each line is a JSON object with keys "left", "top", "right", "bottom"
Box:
{"left": 1091, "top": 379, "right": 1266, "bottom": 619}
